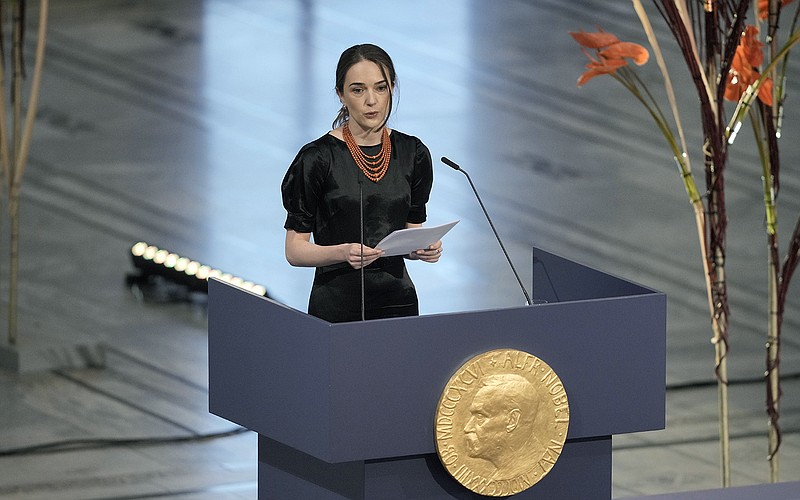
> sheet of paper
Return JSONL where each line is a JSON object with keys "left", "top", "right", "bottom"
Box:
{"left": 375, "top": 220, "right": 459, "bottom": 257}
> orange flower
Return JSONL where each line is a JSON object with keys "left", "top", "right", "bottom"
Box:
{"left": 570, "top": 28, "right": 649, "bottom": 87}
{"left": 741, "top": 25, "right": 764, "bottom": 67}
{"left": 724, "top": 25, "right": 773, "bottom": 106}
{"left": 599, "top": 42, "right": 650, "bottom": 65}
{"left": 758, "top": 0, "right": 795, "bottom": 20}
{"left": 577, "top": 57, "right": 628, "bottom": 86}
{"left": 759, "top": 77, "right": 775, "bottom": 105}
{"left": 569, "top": 29, "right": 621, "bottom": 49}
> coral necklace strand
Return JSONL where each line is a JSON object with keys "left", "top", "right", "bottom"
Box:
{"left": 342, "top": 122, "right": 391, "bottom": 182}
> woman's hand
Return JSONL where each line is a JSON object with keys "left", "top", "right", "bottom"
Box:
{"left": 410, "top": 240, "right": 442, "bottom": 263}
{"left": 285, "top": 230, "right": 383, "bottom": 269}
{"left": 344, "top": 243, "right": 384, "bottom": 269}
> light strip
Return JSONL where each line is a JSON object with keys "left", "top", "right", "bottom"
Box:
{"left": 129, "top": 241, "right": 268, "bottom": 296}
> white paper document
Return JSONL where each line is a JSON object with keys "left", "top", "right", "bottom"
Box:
{"left": 375, "top": 220, "right": 459, "bottom": 257}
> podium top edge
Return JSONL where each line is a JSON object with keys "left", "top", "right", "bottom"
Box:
{"left": 209, "top": 278, "right": 663, "bottom": 326}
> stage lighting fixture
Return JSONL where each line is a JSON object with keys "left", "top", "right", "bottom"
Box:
{"left": 128, "top": 241, "right": 268, "bottom": 297}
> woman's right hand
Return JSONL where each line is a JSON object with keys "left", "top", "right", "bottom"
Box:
{"left": 285, "top": 230, "right": 384, "bottom": 269}
{"left": 343, "top": 243, "right": 384, "bottom": 269}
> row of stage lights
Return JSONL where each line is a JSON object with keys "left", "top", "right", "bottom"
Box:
{"left": 130, "top": 242, "right": 268, "bottom": 297}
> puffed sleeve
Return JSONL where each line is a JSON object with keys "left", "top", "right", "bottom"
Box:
{"left": 281, "top": 142, "right": 330, "bottom": 233}
{"left": 407, "top": 137, "right": 433, "bottom": 224}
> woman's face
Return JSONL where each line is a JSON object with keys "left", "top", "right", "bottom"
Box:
{"left": 338, "top": 60, "right": 392, "bottom": 135}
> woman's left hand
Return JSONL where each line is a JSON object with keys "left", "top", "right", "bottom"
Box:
{"left": 410, "top": 240, "right": 442, "bottom": 263}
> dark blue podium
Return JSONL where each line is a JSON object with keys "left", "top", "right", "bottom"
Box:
{"left": 208, "top": 248, "right": 666, "bottom": 499}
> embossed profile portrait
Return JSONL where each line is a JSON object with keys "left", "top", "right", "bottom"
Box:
{"left": 462, "top": 374, "right": 545, "bottom": 480}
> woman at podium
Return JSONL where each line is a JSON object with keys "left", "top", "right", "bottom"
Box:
{"left": 281, "top": 43, "right": 442, "bottom": 323}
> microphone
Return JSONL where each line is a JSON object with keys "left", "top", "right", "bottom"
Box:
{"left": 441, "top": 156, "right": 532, "bottom": 306}
{"left": 358, "top": 178, "right": 366, "bottom": 320}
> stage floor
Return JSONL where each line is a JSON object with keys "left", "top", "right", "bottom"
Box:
{"left": 0, "top": 0, "right": 799, "bottom": 498}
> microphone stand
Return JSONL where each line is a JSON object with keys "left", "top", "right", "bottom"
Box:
{"left": 359, "top": 179, "right": 366, "bottom": 321}
{"left": 441, "top": 157, "right": 532, "bottom": 306}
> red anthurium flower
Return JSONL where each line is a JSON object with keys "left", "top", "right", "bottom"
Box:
{"left": 725, "top": 52, "right": 751, "bottom": 102}
{"left": 758, "top": 0, "right": 795, "bottom": 20}
{"left": 599, "top": 42, "right": 650, "bottom": 65}
{"left": 725, "top": 25, "right": 773, "bottom": 106}
{"left": 742, "top": 25, "right": 764, "bottom": 67}
{"left": 577, "top": 57, "right": 628, "bottom": 86}
{"left": 569, "top": 29, "right": 621, "bottom": 49}
{"left": 570, "top": 28, "right": 650, "bottom": 87}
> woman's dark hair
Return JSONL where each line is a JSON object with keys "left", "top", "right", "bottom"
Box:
{"left": 332, "top": 44, "right": 397, "bottom": 129}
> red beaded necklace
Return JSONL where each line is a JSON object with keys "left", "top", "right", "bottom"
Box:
{"left": 342, "top": 122, "right": 391, "bottom": 183}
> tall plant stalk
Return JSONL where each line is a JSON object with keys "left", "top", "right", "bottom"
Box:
{"left": 0, "top": 0, "right": 49, "bottom": 345}
{"left": 764, "top": 8, "right": 781, "bottom": 479}
{"left": 573, "top": 0, "right": 800, "bottom": 485}
{"left": 629, "top": 0, "right": 800, "bottom": 484}
{"left": 723, "top": 0, "right": 800, "bottom": 480}
{"left": 647, "top": 0, "right": 753, "bottom": 485}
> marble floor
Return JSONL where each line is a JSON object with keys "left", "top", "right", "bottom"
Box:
{"left": 0, "top": 0, "right": 799, "bottom": 498}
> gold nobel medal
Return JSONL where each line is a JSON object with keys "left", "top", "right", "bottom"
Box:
{"left": 434, "top": 349, "right": 569, "bottom": 497}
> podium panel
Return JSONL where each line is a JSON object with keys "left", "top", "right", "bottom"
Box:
{"left": 209, "top": 248, "right": 666, "bottom": 498}
{"left": 257, "top": 435, "right": 611, "bottom": 499}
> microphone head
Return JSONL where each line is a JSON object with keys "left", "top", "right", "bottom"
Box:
{"left": 440, "top": 157, "right": 461, "bottom": 171}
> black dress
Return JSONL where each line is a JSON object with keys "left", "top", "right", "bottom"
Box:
{"left": 281, "top": 130, "right": 434, "bottom": 323}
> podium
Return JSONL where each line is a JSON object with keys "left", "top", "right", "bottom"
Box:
{"left": 208, "top": 248, "right": 666, "bottom": 499}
